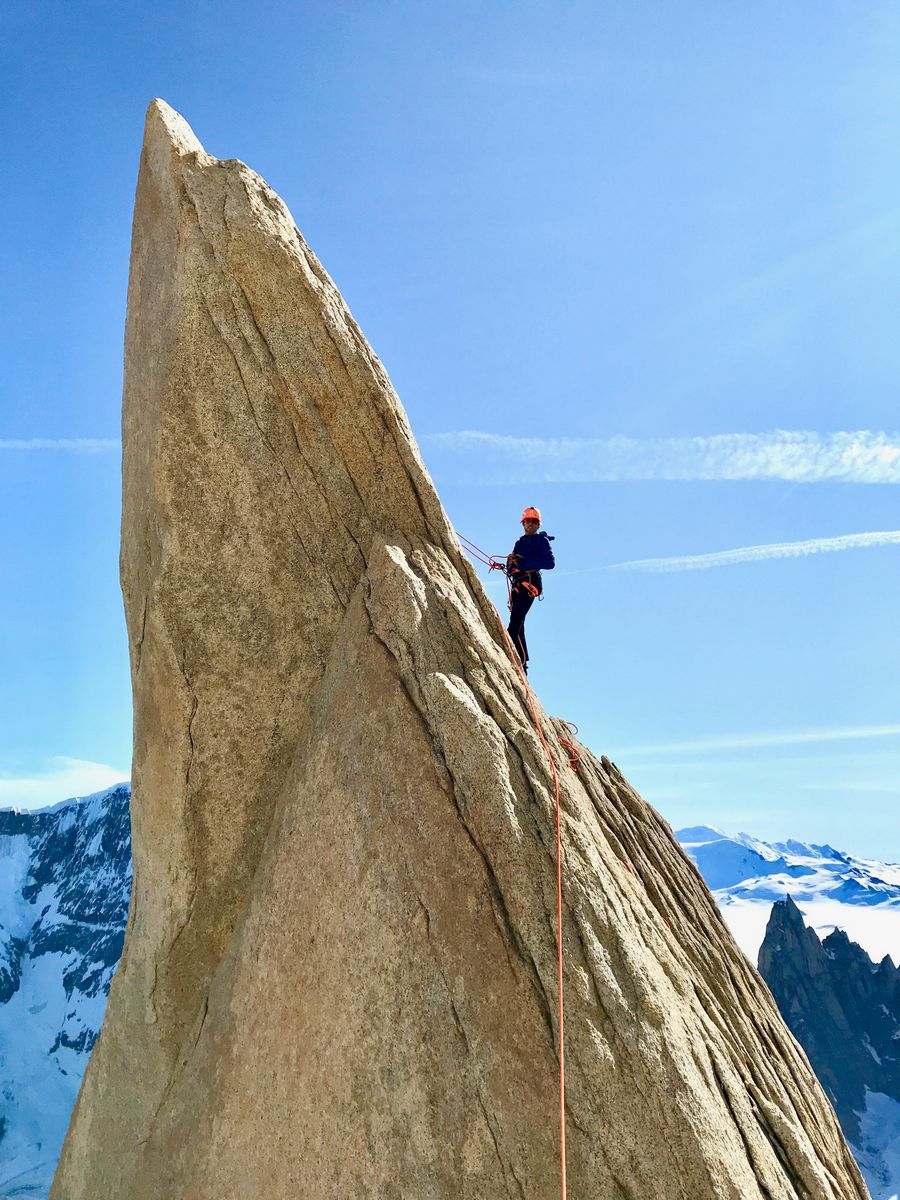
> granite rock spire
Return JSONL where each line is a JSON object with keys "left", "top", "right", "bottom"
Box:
{"left": 52, "top": 100, "right": 868, "bottom": 1200}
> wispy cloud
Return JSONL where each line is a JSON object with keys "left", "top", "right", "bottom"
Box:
{"left": 422, "top": 430, "right": 900, "bottom": 484}
{"left": 798, "top": 780, "right": 900, "bottom": 795}
{"left": 0, "top": 757, "right": 129, "bottom": 811}
{"left": 606, "top": 529, "right": 900, "bottom": 573}
{"left": 0, "top": 438, "right": 119, "bottom": 452}
{"left": 618, "top": 724, "right": 900, "bottom": 758}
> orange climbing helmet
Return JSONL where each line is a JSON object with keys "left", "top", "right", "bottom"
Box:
{"left": 521, "top": 506, "right": 541, "bottom": 524}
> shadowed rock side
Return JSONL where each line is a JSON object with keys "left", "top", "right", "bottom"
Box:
{"left": 52, "top": 100, "right": 868, "bottom": 1200}
{"left": 759, "top": 897, "right": 900, "bottom": 1144}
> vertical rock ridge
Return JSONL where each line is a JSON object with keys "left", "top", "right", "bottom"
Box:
{"left": 52, "top": 102, "right": 869, "bottom": 1199}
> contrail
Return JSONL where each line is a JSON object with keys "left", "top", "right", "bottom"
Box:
{"left": 607, "top": 530, "right": 900, "bottom": 573}
{"left": 619, "top": 724, "right": 900, "bottom": 757}
{"left": 0, "top": 438, "right": 119, "bottom": 452}
{"left": 423, "top": 430, "right": 900, "bottom": 484}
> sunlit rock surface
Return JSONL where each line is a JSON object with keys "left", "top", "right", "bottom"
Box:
{"left": 52, "top": 101, "right": 867, "bottom": 1200}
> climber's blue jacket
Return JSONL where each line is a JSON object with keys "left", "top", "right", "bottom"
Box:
{"left": 508, "top": 531, "right": 556, "bottom": 575}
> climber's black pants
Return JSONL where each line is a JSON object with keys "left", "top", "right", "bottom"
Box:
{"left": 507, "top": 575, "right": 540, "bottom": 669}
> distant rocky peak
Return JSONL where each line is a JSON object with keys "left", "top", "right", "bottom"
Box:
{"left": 758, "top": 896, "right": 900, "bottom": 1155}
{"left": 877, "top": 953, "right": 899, "bottom": 976}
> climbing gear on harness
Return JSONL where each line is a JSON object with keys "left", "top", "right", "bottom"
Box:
{"left": 521, "top": 505, "right": 541, "bottom": 523}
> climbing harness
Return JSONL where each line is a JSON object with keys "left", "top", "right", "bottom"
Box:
{"left": 456, "top": 529, "right": 575, "bottom": 1200}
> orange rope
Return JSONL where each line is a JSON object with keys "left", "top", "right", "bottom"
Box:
{"left": 494, "top": 611, "right": 567, "bottom": 1199}
{"left": 457, "top": 529, "right": 569, "bottom": 1199}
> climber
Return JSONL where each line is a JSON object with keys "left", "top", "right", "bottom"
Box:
{"left": 506, "top": 506, "right": 555, "bottom": 674}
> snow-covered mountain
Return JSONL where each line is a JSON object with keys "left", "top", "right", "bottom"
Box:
{"left": 679, "top": 825, "right": 900, "bottom": 1200}
{"left": 0, "top": 784, "right": 130, "bottom": 1198}
{"left": 677, "top": 824, "right": 900, "bottom": 966}
{"left": 2, "top": 800, "right": 894, "bottom": 1196}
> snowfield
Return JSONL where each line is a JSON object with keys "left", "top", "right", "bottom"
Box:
{"left": 856, "top": 1090, "right": 900, "bottom": 1200}
{"left": 677, "top": 824, "right": 900, "bottom": 965}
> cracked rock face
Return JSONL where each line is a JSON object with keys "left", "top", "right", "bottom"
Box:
{"left": 51, "top": 100, "right": 869, "bottom": 1200}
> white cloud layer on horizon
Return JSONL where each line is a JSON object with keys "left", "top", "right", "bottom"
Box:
{"left": 606, "top": 529, "right": 900, "bottom": 573}
{"left": 618, "top": 724, "right": 900, "bottom": 758}
{"left": 423, "top": 429, "right": 900, "bottom": 483}
{"left": 0, "top": 438, "right": 119, "bottom": 452}
{"left": 0, "top": 757, "right": 129, "bottom": 811}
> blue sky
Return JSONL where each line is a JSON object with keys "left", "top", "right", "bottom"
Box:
{"left": 1, "top": 2, "right": 898, "bottom": 856}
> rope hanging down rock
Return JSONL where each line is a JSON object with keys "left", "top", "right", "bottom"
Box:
{"left": 457, "top": 529, "right": 576, "bottom": 1200}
